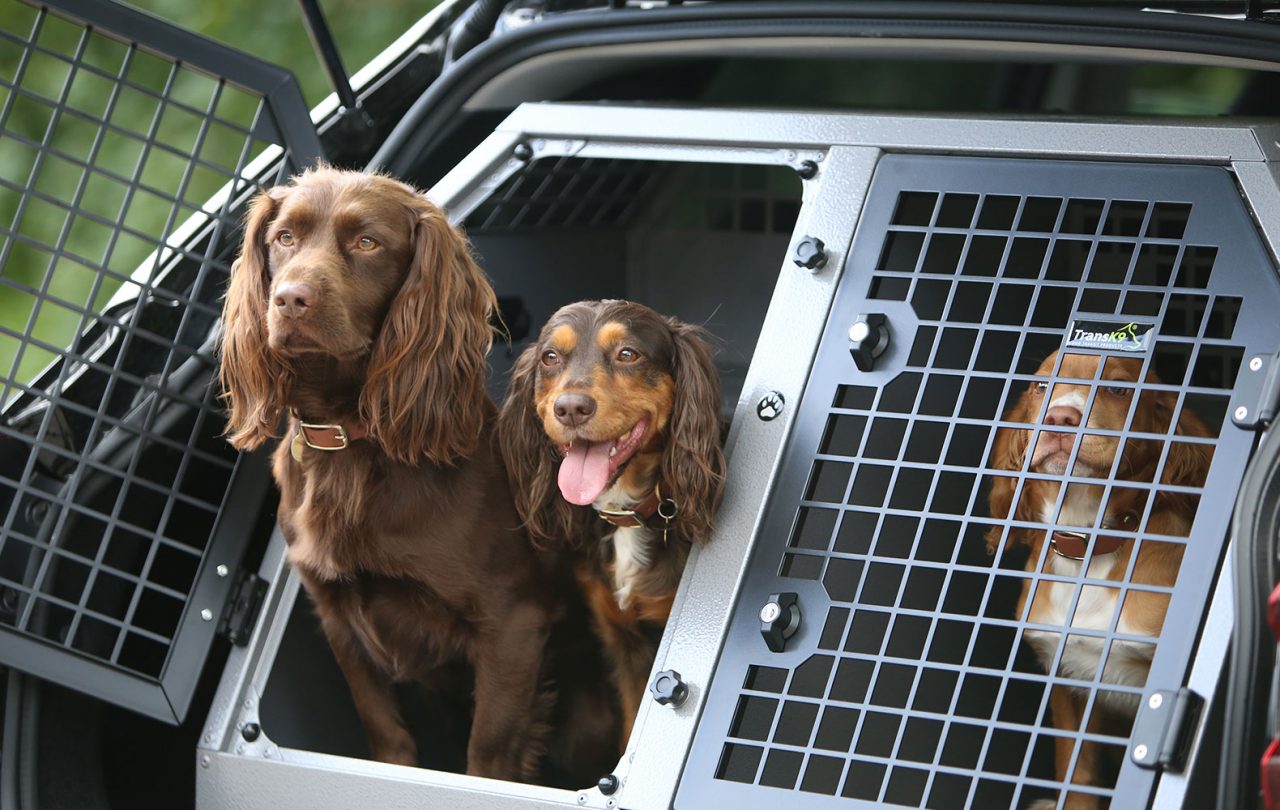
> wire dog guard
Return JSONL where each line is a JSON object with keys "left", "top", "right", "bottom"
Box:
{"left": 0, "top": 0, "right": 320, "bottom": 723}
{"left": 679, "top": 155, "right": 1277, "bottom": 810}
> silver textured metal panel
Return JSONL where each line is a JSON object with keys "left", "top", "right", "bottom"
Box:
{"left": 499, "top": 104, "right": 1267, "bottom": 164}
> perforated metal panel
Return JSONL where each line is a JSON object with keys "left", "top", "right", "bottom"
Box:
{"left": 0, "top": 0, "right": 320, "bottom": 722}
{"left": 679, "top": 155, "right": 1279, "bottom": 809}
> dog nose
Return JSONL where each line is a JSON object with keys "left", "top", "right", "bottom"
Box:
{"left": 554, "top": 393, "right": 597, "bottom": 428}
{"left": 273, "top": 282, "right": 316, "bottom": 319}
{"left": 1044, "top": 405, "right": 1081, "bottom": 427}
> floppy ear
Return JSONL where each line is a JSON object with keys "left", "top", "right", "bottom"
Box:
{"left": 219, "top": 188, "right": 290, "bottom": 450}
{"left": 1161, "top": 398, "right": 1214, "bottom": 490}
{"left": 496, "top": 343, "right": 584, "bottom": 547}
{"left": 985, "top": 390, "right": 1033, "bottom": 552}
{"left": 661, "top": 320, "right": 726, "bottom": 544}
{"left": 360, "top": 201, "right": 498, "bottom": 466}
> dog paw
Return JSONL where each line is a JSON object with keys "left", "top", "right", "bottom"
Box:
{"left": 371, "top": 733, "right": 418, "bottom": 767}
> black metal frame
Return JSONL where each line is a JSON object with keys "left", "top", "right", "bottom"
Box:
{"left": 679, "top": 155, "right": 1279, "bottom": 809}
{"left": 0, "top": 0, "right": 321, "bottom": 723}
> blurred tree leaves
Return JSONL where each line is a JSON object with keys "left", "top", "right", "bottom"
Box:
{"left": 0, "top": 0, "right": 440, "bottom": 387}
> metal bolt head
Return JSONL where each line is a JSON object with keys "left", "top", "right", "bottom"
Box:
{"left": 1148, "top": 693, "right": 1163, "bottom": 710}
{"left": 1251, "top": 356, "right": 1264, "bottom": 372}
{"left": 760, "top": 601, "right": 782, "bottom": 624}
{"left": 200, "top": 754, "right": 211, "bottom": 768}
{"left": 597, "top": 773, "right": 620, "bottom": 795}
{"left": 216, "top": 564, "right": 229, "bottom": 577}
{"left": 792, "top": 236, "right": 827, "bottom": 270}
{"left": 201, "top": 608, "right": 214, "bottom": 622}
{"left": 577, "top": 794, "right": 587, "bottom": 805}
{"left": 757, "top": 391, "right": 785, "bottom": 421}
{"left": 1133, "top": 743, "right": 1149, "bottom": 761}
{"left": 849, "top": 321, "right": 870, "bottom": 343}
{"left": 241, "top": 722, "right": 261, "bottom": 742}
{"left": 1236, "top": 405, "right": 1249, "bottom": 421}
{"left": 649, "top": 669, "right": 689, "bottom": 707}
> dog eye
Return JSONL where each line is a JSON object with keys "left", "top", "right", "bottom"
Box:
{"left": 1034, "top": 381, "right": 1048, "bottom": 393}
{"left": 616, "top": 347, "right": 640, "bottom": 363}
{"left": 357, "top": 236, "right": 378, "bottom": 251}
{"left": 540, "top": 349, "right": 560, "bottom": 366}
{"left": 276, "top": 230, "right": 294, "bottom": 247}
{"left": 1104, "top": 385, "right": 1132, "bottom": 397}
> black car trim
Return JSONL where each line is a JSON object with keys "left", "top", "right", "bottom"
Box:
{"left": 374, "top": 1, "right": 1280, "bottom": 176}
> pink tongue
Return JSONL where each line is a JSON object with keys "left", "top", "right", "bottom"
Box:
{"left": 558, "top": 439, "right": 613, "bottom": 506}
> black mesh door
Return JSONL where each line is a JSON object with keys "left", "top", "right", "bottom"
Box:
{"left": 0, "top": 0, "right": 321, "bottom": 723}
{"left": 679, "top": 155, "right": 1278, "bottom": 808}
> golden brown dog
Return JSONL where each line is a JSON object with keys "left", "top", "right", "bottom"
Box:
{"left": 987, "top": 350, "right": 1212, "bottom": 808}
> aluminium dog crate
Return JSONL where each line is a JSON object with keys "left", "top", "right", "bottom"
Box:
{"left": 196, "top": 103, "right": 1280, "bottom": 809}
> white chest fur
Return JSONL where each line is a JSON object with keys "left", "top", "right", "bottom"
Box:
{"left": 1023, "top": 490, "right": 1151, "bottom": 714}
{"left": 595, "top": 480, "right": 655, "bottom": 609}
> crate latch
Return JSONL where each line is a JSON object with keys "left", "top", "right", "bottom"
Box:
{"left": 217, "top": 570, "right": 268, "bottom": 647}
{"left": 1129, "top": 688, "right": 1204, "bottom": 772}
{"left": 1232, "top": 352, "right": 1280, "bottom": 430}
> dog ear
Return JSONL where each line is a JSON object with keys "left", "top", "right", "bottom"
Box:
{"left": 1161, "top": 397, "right": 1214, "bottom": 489}
{"left": 661, "top": 320, "right": 726, "bottom": 544}
{"left": 496, "top": 343, "right": 584, "bottom": 547}
{"left": 219, "top": 187, "right": 290, "bottom": 450}
{"left": 985, "top": 389, "right": 1034, "bottom": 553}
{"left": 361, "top": 200, "right": 498, "bottom": 466}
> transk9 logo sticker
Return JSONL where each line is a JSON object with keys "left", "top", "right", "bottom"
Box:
{"left": 1064, "top": 319, "right": 1155, "bottom": 352}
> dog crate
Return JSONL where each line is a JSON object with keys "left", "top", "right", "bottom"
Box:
{"left": 196, "top": 102, "right": 1280, "bottom": 810}
{"left": 0, "top": 0, "right": 320, "bottom": 723}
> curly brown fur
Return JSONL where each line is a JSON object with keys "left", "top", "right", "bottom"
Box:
{"left": 219, "top": 167, "right": 571, "bottom": 782}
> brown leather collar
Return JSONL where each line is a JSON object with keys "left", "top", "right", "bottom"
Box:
{"left": 596, "top": 480, "right": 678, "bottom": 531}
{"left": 1049, "top": 510, "right": 1140, "bottom": 560}
{"left": 290, "top": 412, "right": 368, "bottom": 459}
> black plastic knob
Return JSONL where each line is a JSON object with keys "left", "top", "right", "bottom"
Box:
{"left": 849, "top": 313, "right": 890, "bottom": 372}
{"left": 792, "top": 236, "right": 827, "bottom": 270}
{"left": 760, "top": 592, "right": 801, "bottom": 653}
{"left": 649, "top": 669, "right": 689, "bottom": 707}
{"left": 241, "top": 722, "right": 261, "bottom": 742}
{"left": 597, "top": 774, "right": 619, "bottom": 795}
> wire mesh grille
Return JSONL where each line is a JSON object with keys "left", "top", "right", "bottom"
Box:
{"left": 680, "top": 156, "right": 1279, "bottom": 809}
{"left": 0, "top": 1, "right": 317, "bottom": 722}
{"left": 466, "top": 157, "right": 800, "bottom": 235}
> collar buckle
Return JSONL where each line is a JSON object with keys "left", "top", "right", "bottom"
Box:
{"left": 300, "top": 421, "right": 350, "bottom": 451}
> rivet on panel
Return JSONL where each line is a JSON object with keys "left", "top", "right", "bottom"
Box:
{"left": 757, "top": 392, "right": 784, "bottom": 422}
{"left": 1236, "top": 406, "right": 1249, "bottom": 421}
{"left": 1148, "top": 693, "right": 1163, "bottom": 710}
{"left": 1251, "top": 356, "right": 1264, "bottom": 372}
{"left": 201, "top": 608, "right": 213, "bottom": 622}
{"left": 1133, "top": 743, "right": 1149, "bottom": 761}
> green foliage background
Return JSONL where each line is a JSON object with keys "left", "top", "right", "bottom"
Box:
{"left": 0, "top": 0, "right": 440, "bottom": 387}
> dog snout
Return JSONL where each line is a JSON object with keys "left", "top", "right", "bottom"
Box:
{"left": 1044, "top": 405, "right": 1081, "bottom": 427}
{"left": 273, "top": 282, "right": 316, "bottom": 319}
{"left": 553, "top": 393, "right": 597, "bottom": 428}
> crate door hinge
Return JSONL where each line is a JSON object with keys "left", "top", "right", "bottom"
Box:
{"left": 1232, "top": 352, "right": 1280, "bottom": 430}
{"left": 217, "top": 570, "right": 268, "bottom": 646}
{"left": 1130, "top": 688, "right": 1204, "bottom": 772}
